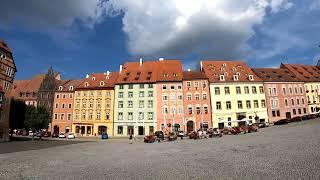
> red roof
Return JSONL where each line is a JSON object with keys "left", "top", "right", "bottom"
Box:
{"left": 57, "top": 79, "right": 83, "bottom": 92}
{"left": 77, "top": 72, "right": 119, "bottom": 90}
{"left": 253, "top": 68, "right": 301, "bottom": 82}
{"left": 202, "top": 60, "right": 262, "bottom": 83}
{"left": 10, "top": 74, "right": 46, "bottom": 99}
{"left": 280, "top": 64, "right": 320, "bottom": 82}
{"left": 0, "top": 39, "right": 12, "bottom": 53}
{"left": 183, "top": 71, "right": 208, "bottom": 80}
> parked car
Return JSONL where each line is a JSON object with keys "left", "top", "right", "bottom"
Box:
{"left": 188, "top": 131, "right": 200, "bottom": 139}
{"left": 15, "top": 129, "right": 22, "bottom": 136}
{"left": 207, "top": 128, "right": 223, "bottom": 137}
{"left": 154, "top": 131, "right": 164, "bottom": 140}
{"left": 144, "top": 135, "right": 156, "bottom": 143}
{"left": 36, "top": 132, "right": 43, "bottom": 137}
{"left": 178, "top": 131, "right": 184, "bottom": 137}
{"left": 101, "top": 132, "right": 108, "bottom": 139}
{"left": 274, "top": 119, "right": 290, "bottom": 125}
{"left": 302, "top": 115, "right": 309, "bottom": 120}
{"left": 168, "top": 132, "right": 177, "bottom": 141}
{"left": 254, "top": 122, "right": 269, "bottom": 128}
{"left": 43, "top": 131, "right": 51, "bottom": 137}
{"left": 22, "top": 130, "right": 29, "bottom": 136}
{"left": 29, "top": 131, "right": 34, "bottom": 136}
{"left": 290, "top": 116, "right": 302, "bottom": 122}
{"left": 248, "top": 124, "right": 258, "bottom": 133}
{"left": 309, "top": 114, "right": 317, "bottom": 119}
{"left": 67, "top": 133, "right": 75, "bottom": 139}
{"left": 59, "top": 133, "right": 66, "bottom": 138}
{"left": 52, "top": 132, "right": 59, "bottom": 138}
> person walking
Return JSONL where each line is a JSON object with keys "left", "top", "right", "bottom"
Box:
{"left": 129, "top": 134, "right": 133, "bottom": 144}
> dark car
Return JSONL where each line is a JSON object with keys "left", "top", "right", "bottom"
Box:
{"left": 154, "top": 131, "right": 164, "bottom": 140}
{"left": 36, "top": 132, "right": 43, "bottom": 137}
{"left": 21, "top": 130, "right": 29, "bottom": 136}
{"left": 101, "top": 132, "right": 108, "bottom": 139}
{"left": 274, "top": 119, "right": 290, "bottom": 125}
{"left": 290, "top": 116, "right": 302, "bottom": 122}
{"left": 302, "top": 115, "right": 309, "bottom": 120}
{"left": 52, "top": 132, "right": 59, "bottom": 138}
{"left": 43, "top": 131, "right": 51, "bottom": 137}
{"left": 309, "top": 114, "right": 317, "bottom": 119}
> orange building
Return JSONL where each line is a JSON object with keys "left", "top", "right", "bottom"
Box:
{"left": 51, "top": 80, "right": 82, "bottom": 134}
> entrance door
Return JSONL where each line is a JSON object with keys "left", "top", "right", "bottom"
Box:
{"left": 81, "top": 126, "right": 85, "bottom": 135}
{"left": 218, "top": 123, "right": 225, "bottom": 129}
{"left": 98, "top": 126, "right": 107, "bottom": 135}
{"left": 128, "top": 126, "right": 134, "bottom": 135}
{"left": 53, "top": 125, "right": 59, "bottom": 133}
{"left": 138, "top": 126, "right": 144, "bottom": 135}
{"left": 187, "top": 121, "right": 194, "bottom": 132}
{"left": 286, "top": 112, "right": 291, "bottom": 119}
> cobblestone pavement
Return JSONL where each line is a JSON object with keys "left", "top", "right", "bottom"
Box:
{"left": 1, "top": 119, "right": 320, "bottom": 180}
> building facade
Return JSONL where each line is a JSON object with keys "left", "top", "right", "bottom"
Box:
{"left": 202, "top": 61, "right": 269, "bottom": 129}
{"left": 0, "top": 40, "right": 16, "bottom": 141}
{"left": 51, "top": 80, "right": 82, "bottom": 134}
{"left": 254, "top": 68, "right": 308, "bottom": 123}
{"left": 114, "top": 60, "right": 158, "bottom": 136}
{"left": 72, "top": 72, "right": 118, "bottom": 136}
{"left": 281, "top": 64, "right": 320, "bottom": 115}
{"left": 182, "top": 71, "right": 212, "bottom": 132}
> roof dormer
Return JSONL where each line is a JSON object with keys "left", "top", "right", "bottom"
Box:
{"left": 248, "top": 75, "right": 254, "bottom": 81}
{"left": 58, "top": 86, "right": 63, "bottom": 91}
{"left": 100, "top": 81, "right": 105, "bottom": 86}
{"left": 69, "top": 86, "right": 74, "bottom": 91}
{"left": 219, "top": 75, "right": 225, "bottom": 81}
{"left": 85, "top": 82, "right": 89, "bottom": 87}
{"left": 233, "top": 75, "right": 239, "bottom": 81}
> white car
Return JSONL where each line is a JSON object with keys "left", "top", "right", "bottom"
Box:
{"left": 67, "top": 133, "right": 75, "bottom": 139}
{"left": 29, "top": 131, "right": 33, "bottom": 136}
{"left": 59, "top": 133, "right": 66, "bottom": 138}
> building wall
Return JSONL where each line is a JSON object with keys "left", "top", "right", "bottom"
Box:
{"left": 72, "top": 89, "right": 114, "bottom": 136}
{"left": 182, "top": 79, "right": 211, "bottom": 132}
{"left": 304, "top": 82, "right": 320, "bottom": 114}
{"left": 210, "top": 82, "right": 268, "bottom": 128}
{"left": 156, "top": 82, "right": 184, "bottom": 133}
{"left": 51, "top": 91, "right": 74, "bottom": 133}
{"left": 264, "top": 82, "right": 308, "bottom": 123}
{"left": 113, "top": 83, "right": 157, "bottom": 136}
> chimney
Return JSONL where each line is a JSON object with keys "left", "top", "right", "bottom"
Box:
{"left": 187, "top": 69, "right": 191, "bottom": 72}
{"left": 139, "top": 58, "right": 143, "bottom": 66}
{"left": 107, "top": 71, "right": 110, "bottom": 76}
{"left": 200, "top": 61, "right": 203, "bottom": 71}
{"left": 86, "top": 74, "right": 89, "bottom": 78}
{"left": 159, "top": 58, "right": 164, "bottom": 61}
{"left": 119, "top": 65, "right": 123, "bottom": 73}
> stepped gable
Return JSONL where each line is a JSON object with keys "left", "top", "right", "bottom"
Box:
{"left": 253, "top": 68, "right": 301, "bottom": 82}
{"left": 77, "top": 72, "right": 119, "bottom": 90}
{"left": 280, "top": 63, "right": 320, "bottom": 82}
{"left": 183, "top": 71, "right": 208, "bottom": 80}
{"left": 202, "top": 60, "right": 262, "bottom": 83}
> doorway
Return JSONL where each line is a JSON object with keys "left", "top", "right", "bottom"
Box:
{"left": 53, "top": 125, "right": 59, "bottom": 133}
{"left": 286, "top": 112, "right": 291, "bottom": 119}
{"left": 98, "top": 126, "right": 107, "bottom": 135}
{"left": 138, "top": 126, "right": 144, "bottom": 135}
{"left": 186, "top": 121, "right": 194, "bottom": 132}
{"left": 127, "top": 126, "right": 134, "bottom": 135}
{"left": 218, "top": 123, "right": 225, "bottom": 129}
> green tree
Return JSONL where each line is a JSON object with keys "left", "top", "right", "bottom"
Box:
{"left": 9, "top": 99, "right": 27, "bottom": 137}
{"left": 25, "top": 105, "right": 50, "bottom": 140}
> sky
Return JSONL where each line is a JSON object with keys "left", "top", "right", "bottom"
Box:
{"left": 0, "top": 0, "right": 320, "bottom": 80}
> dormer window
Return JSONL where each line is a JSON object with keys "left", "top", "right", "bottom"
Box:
{"left": 248, "top": 75, "right": 254, "bottom": 81}
{"left": 163, "top": 73, "right": 168, "bottom": 77}
{"left": 219, "top": 75, "right": 225, "bottom": 81}
{"left": 233, "top": 75, "right": 239, "bottom": 81}
{"left": 85, "top": 82, "right": 89, "bottom": 87}
{"left": 224, "top": 72, "right": 228, "bottom": 76}
{"left": 106, "top": 76, "right": 109, "bottom": 80}
{"left": 100, "top": 81, "right": 105, "bottom": 86}
{"left": 59, "top": 86, "right": 63, "bottom": 91}
{"left": 222, "top": 63, "right": 226, "bottom": 67}
{"left": 236, "top": 72, "right": 240, "bottom": 76}
{"left": 173, "top": 73, "right": 178, "bottom": 77}
{"left": 69, "top": 86, "right": 74, "bottom": 91}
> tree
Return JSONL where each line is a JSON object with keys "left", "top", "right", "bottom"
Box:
{"left": 25, "top": 105, "right": 50, "bottom": 140}
{"left": 9, "top": 99, "right": 27, "bottom": 137}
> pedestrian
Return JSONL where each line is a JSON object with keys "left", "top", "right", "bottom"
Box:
{"left": 129, "top": 134, "right": 133, "bottom": 144}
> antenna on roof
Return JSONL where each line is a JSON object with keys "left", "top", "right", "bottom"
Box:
{"left": 200, "top": 61, "right": 203, "bottom": 71}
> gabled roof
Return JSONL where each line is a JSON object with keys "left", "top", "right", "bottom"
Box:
{"left": 253, "top": 68, "right": 301, "bottom": 82}
{"left": 77, "top": 72, "right": 119, "bottom": 90}
{"left": 57, "top": 79, "right": 83, "bottom": 92}
{"left": 280, "top": 63, "right": 320, "bottom": 82}
{"left": 156, "top": 60, "right": 183, "bottom": 82}
{"left": 10, "top": 74, "right": 46, "bottom": 98}
{"left": 0, "top": 39, "right": 12, "bottom": 53}
{"left": 183, "top": 71, "right": 208, "bottom": 80}
{"left": 202, "top": 60, "right": 262, "bottom": 83}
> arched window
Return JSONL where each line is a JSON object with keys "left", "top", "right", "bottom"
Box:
{"left": 59, "top": 86, "right": 63, "bottom": 91}
{"left": 100, "top": 81, "right": 105, "bottom": 86}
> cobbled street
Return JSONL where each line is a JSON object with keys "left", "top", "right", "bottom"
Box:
{"left": 1, "top": 119, "right": 320, "bottom": 180}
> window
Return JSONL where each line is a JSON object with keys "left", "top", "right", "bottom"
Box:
{"left": 272, "top": 111, "right": 276, "bottom": 117}
{"left": 170, "top": 93, "right": 175, "bottom": 101}
{"left": 128, "top": 112, "right": 133, "bottom": 120}
{"left": 298, "top": 109, "right": 302, "bottom": 114}
{"left": 118, "top": 92, "right": 123, "bottom": 98}
{"left": 75, "top": 111, "right": 79, "bottom": 119}
{"left": 178, "top": 94, "right": 183, "bottom": 100}
{"left": 202, "top": 81, "right": 207, "bottom": 89}
{"left": 246, "top": 100, "right": 251, "bottom": 109}
{"left": 188, "top": 107, "right": 193, "bottom": 114}
{"left": 300, "top": 87, "right": 303, "bottom": 94}
{"left": 5, "top": 67, "right": 13, "bottom": 77}
{"left": 282, "top": 87, "right": 286, "bottom": 95}
{"left": 61, "top": 103, "right": 65, "bottom": 109}
{"left": 178, "top": 106, "right": 183, "bottom": 114}
{"left": 88, "top": 112, "right": 93, "bottom": 120}
{"left": 139, "top": 112, "right": 144, "bottom": 120}
{"left": 97, "top": 91, "right": 102, "bottom": 97}
{"left": 303, "top": 108, "right": 307, "bottom": 114}
{"left": 105, "top": 112, "right": 110, "bottom": 120}
{"left": 162, "top": 94, "right": 168, "bottom": 101}
{"left": 118, "top": 101, "right": 123, "bottom": 108}
{"left": 139, "top": 100, "right": 144, "bottom": 108}
{"left": 82, "top": 112, "right": 86, "bottom": 120}
{"left": 236, "top": 86, "right": 241, "bottom": 94}
{"left": 55, "top": 103, "right": 58, "bottom": 108}
{"left": 196, "top": 106, "right": 201, "bottom": 114}
{"left": 128, "top": 92, "right": 133, "bottom": 98}
{"left": 118, "top": 126, "right": 123, "bottom": 134}
{"left": 216, "top": 102, "right": 222, "bottom": 110}
{"left": 226, "top": 101, "right": 231, "bottom": 110}
{"left": 162, "top": 85, "right": 167, "bottom": 90}
{"left": 291, "top": 99, "right": 295, "bottom": 106}
{"left": 89, "top": 100, "right": 93, "bottom": 108}
{"left": 148, "top": 112, "right": 153, "bottom": 120}
{"left": 277, "top": 110, "right": 280, "bottom": 117}
{"left": 69, "top": 94, "right": 73, "bottom": 99}
{"left": 139, "top": 91, "right": 144, "bottom": 97}
{"left": 60, "top": 113, "right": 65, "bottom": 120}
{"left": 148, "top": 100, "right": 153, "bottom": 108}
{"left": 297, "top": 98, "right": 300, "bottom": 105}
{"left": 186, "top": 82, "right": 191, "bottom": 88}
{"left": 163, "top": 106, "right": 168, "bottom": 114}
{"left": 83, "top": 92, "right": 87, "bottom": 96}
{"left": 238, "top": 101, "right": 243, "bottom": 109}
{"left": 106, "top": 91, "right": 110, "bottom": 97}
{"left": 285, "top": 99, "right": 288, "bottom": 106}
{"left": 261, "top": 100, "right": 266, "bottom": 108}
{"left": 293, "top": 109, "right": 296, "bottom": 115}
{"left": 54, "top": 113, "right": 58, "bottom": 120}
{"left": 302, "top": 98, "right": 305, "bottom": 104}
{"left": 289, "top": 87, "right": 293, "bottom": 94}
{"left": 171, "top": 85, "right": 175, "bottom": 90}
{"left": 56, "top": 94, "right": 60, "bottom": 99}
{"left": 220, "top": 75, "right": 225, "bottom": 81}
{"left": 106, "top": 100, "right": 110, "bottom": 108}
{"left": 68, "top": 103, "right": 72, "bottom": 108}
{"left": 62, "top": 94, "right": 66, "bottom": 99}
{"left": 259, "top": 86, "right": 264, "bottom": 94}
{"left": 202, "top": 93, "right": 207, "bottom": 100}
{"left": 76, "top": 100, "right": 80, "bottom": 108}
{"left": 224, "top": 87, "right": 230, "bottom": 95}
{"left": 178, "top": 84, "right": 182, "bottom": 90}
{"left": 119, "top": 85, "right": 124, "bottom": 89}
{"left": 67, "top": 113, "right": 71, "bottom": 120}
{"left": 148, "top": 91, "right": 153, "bottom": 97}
{"left": 195, "top": 94, "right": 200, "bottom": 100}
{"left": 254, "top": 100, "right": 259, "bottom": 108}
{"left": 194, "top": 81, "right": 199, "bottom": 88}
{"left": 90, "top": 91, "right": 94, "bottom": 97}
{"left": 118, "top": 112, "right": 123, "bottom": 120}
{"left": 187, "top": 94, "right": 192, "bottom": 100}
{"left": 128, "top": 84, "right": 133, "bottom": 89}
{"left": 139, "top": 84, "right": 144, "bottom": 89}
{"left": 128, "top": 101, "right": 133, "bottom": 108}
{"left": 294, "top": 87, "right": 298, "bottom": 94}
{"left": 244, "top": 86, "right": 249, "bottom": 94}
{"left": 204, "top": 106, "right": 208, "bottom": 114}
{"left": 96, "top": 112, "right": 101, "bottom": 120}
{"left": 148, "top": 84, "right": 153, "bottom": 88}
{"left": 214, "top": 87, "right": 220, "bottom": 95}
{"left": 252, "top": 87, "right": 257, "bottom": 94}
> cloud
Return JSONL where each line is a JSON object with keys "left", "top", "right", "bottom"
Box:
{"left": 104, "top": 0, "right": 293, "bottom": 59}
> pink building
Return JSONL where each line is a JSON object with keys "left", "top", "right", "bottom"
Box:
{"left": 182, "top": 71, "right": 212, "bottom": 132}
{"left": 253, "top": 68, "right": 309, "bottom": 123}
{"left": 156, "top": 60, "right": 184, "bottom": 133}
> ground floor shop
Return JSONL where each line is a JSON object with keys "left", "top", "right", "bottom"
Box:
{"left": 72, "top": 122, "right": 113, "bottom": 137}
{"left": 113, "top": 122, "right": 156, "bottom": 136}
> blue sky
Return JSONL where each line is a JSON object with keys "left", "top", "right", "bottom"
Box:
{"left": 0, "top": 0, "right": 319, "bottom": 80}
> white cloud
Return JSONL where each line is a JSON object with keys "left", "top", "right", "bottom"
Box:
{"left": 104, "top": 0, "right": 293, "bottom": 58}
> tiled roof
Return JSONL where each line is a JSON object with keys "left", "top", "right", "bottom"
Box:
{"left": 253, "top": 68, "right": 301, "bottom": 82}
{"left": 10, "top": 74, "right": 46, "bottom": 99}
{"left": 77, "top": 72, "right": 119, "bottom": 90}
{"left": 280, "top": 64, "right": 320, "bottom": 82}
{"left": 116, "top": 59, "right": 183, "bottom": 84}
{"left": 57, "top": 79, "right": 83, "bottom": 92}
{"left": 0, "top": 39, "right": 12, "bottom": 53}
{"left": 182, "top": 71, "right": 208, "bottom": 80}
{"left": 202, "top": 60, "right": 262, "bottom": 83}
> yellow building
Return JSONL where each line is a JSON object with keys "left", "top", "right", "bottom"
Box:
{"left": 304, "top": 82, "right": 320, "bottom": 114}
{"left": 202, "top": 61, "right": 269, "bottom": 128}
{"left": 72, "top": 72, "right": 118, "bottom": 136}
